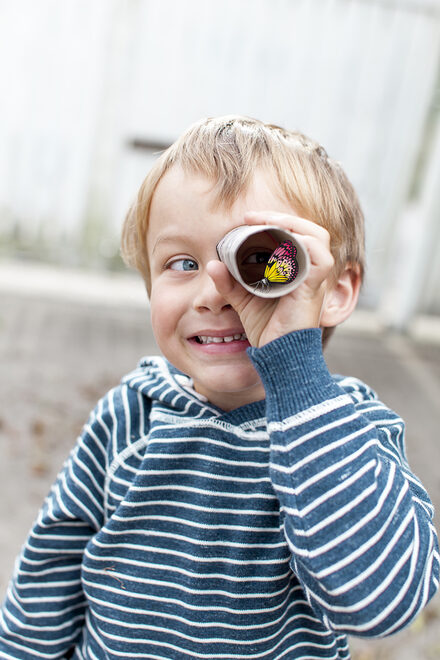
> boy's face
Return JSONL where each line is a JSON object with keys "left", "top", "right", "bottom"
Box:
{"left": 147, "top": 166, "right": 299, "bottom": 411}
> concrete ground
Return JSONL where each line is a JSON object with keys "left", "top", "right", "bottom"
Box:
{"left": 0, "top": 260, "right": 439, "bottom": 659}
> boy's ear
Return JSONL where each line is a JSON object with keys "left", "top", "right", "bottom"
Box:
{"left": 320, "top": 264, "right": 362, "bottom": 328}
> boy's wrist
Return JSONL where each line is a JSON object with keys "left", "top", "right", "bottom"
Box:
{"left": 247, "top": 328, "right": 339, "bottom": 414}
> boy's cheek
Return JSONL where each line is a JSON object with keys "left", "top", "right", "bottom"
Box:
{"left": 150, "top": 287, "right": 184, "bottom": 339}
{"left": 149, "top": 290, "right": 170, "bottom": 337}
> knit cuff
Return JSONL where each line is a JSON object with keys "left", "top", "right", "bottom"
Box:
{"left": 247, "top": 328, "right": 341, "bottom": 418}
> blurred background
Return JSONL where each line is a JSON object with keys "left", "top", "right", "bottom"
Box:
{"left": 1, "top": 1, "right": 440, "bottom": 658}
{"left": 1, "top": 0, "right": 439, "bottom": 327}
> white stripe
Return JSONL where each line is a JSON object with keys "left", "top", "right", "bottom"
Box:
{"left": 3, "top": 607, "right": 84, "bottom": 634}
{"left": 0, "top": 641, "right": 58, "bottom": 660}
{"left": 315, "top": 508, "right": 415, "bottom": 597}
{"left": 12, "top": 577, "right": 81, "bottom": 590}
{"left": 7, "top": 588, "right": 83, "bottom": 606}
{"left": 88, "top": 619, "right": 338, "bottom": 660}
{"left": 7, "top": 589, "right": 84, "bottom": 619}
{"left": 37, "top": 519, "right": 90, "bottom": 529}
{"left": 51, "top": 481, "right": 78, "bottom": 521}
{"left": 150, "top": 411, "right": 268, "bottom": 439}
{"left": 121, "top": 386, "right": 133, "bottom": 449}
{"left": 18, "top": 564, "right": 83, "bottom": 577}
{"left": 146, "top": 432, "right": 270, "bottom": 453}
{"left": 270, "top": 411, "right": 360, "bottom": 453}
{"left": 22, "top": 543, "right": 86, "bottom": 556}
{"left": 93, "top": 528, "right": 285, "bottom": 550}
{"left": 0, "top": 610, "right": 79, "bottom": 647}
{"left": 271, "top": 424, "right": 376, "bottom": 470}
{"left": 136, "top": 390, "right": 145, "bottom": 439}
{"left": 77, "top": 433, "right": 106, "bottom": 478}
{"left": 129, "top": 468, "right": 271, "bottom": 484}
{"left": 141, "top": 451, "right": 268, "bottom": 469}
{"left": 85, "top": 543, "right": 287, "bottom": 568}
{"left": 85, "top": 591, "right": 315, "bottom": 632}
{"left": 61, "top": 464, "right": 102, "bottom": 528}
{"left": 309, "top": 542, "right": 414, "bottom": 619}
{"left": 107, "top": 389, "right": 120, "bottom": 458}
{"left": 268, "top": 394, "right": 351, "bottom": 432}
{"left": 283, "top": 481, "right": 378, "bottom": 544}
{"left": 68, "top": 452, "right": 105, "bottom": 499}
{"left": 116, "top": 483, "right": 277, "bottom": 501}
{"left": 313, "top": 480, "right": 409, "bottom": 578}
{"left": 89, "top": 603, "right": 331, "bottom": 645}
{"left": 112, "top": 499, "right": 277, "bottom": 517}
{"left": 83, "top": 566, "right": 303, "bottom": 615}
{"left": 278, "top": 459, "right": 377, "bottom": 518}
{"left": 84, "top": 398, "right": 111, "bottom": 450}
{"left": 106, "top": 436, "right": 149, "bottom": 481}
{"left": 282, "top": 465, "right": 399, "bottom": 554}
{"left": 91, "top": 512, "right": 281, "bottom": 533}
{"left": 83, "top": 561, "right": 290, "bottom": 585}
{"left": 313, "top": 529, "right": 421, "bottom": 633}
{"left": 369, "top": 515, "right": 427, "bottom": 636}
{"left": 81, "top": 575, "right": 291, "bottom": 601}
{"left": 291, "top": 439, "right": 378, "bottom": 496}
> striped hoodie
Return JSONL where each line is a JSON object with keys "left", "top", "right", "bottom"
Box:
{"left": 0, "top": 328, "right": 438, "bottom": 659}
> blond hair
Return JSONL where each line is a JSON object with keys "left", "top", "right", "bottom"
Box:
{"left": 121, "top": 115, "right": 365, "bottom": 292}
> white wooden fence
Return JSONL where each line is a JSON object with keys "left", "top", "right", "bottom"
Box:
{"left": 0, "top": 0, "right": 439, "bottom": 325}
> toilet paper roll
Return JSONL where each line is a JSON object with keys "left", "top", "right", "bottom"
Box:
{"left": 216, "top": 224, "right": 310, "bottom": 298}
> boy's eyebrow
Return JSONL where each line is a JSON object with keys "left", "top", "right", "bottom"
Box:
{"left": 152, "top": 233, "right": 187, "bottom": 254}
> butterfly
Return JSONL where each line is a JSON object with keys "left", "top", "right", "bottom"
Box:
{"left": 251, "top": 240, "right": 298, "bottom": 292}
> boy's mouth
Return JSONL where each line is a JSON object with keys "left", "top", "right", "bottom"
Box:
{"left": 193, "top": 332, "right": 247, "bottom": 345}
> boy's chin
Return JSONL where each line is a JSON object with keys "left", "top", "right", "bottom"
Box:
{"left": 193, "top": 373, "right": 265, "bottom": 410}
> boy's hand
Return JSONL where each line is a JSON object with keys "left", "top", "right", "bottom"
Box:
{"left": 207, "top": 211, "right": 335, "bottom": 347}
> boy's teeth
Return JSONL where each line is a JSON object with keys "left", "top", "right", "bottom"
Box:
{"left": 197, "top": 333, "right": 247, "bottom": 344}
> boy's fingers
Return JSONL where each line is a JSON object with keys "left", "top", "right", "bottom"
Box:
{"left": 243, "top": 211, "right": 330, "bottom": 245}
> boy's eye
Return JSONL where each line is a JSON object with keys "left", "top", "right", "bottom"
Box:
{"left": 239, "top": 250, "right": 272, "bottom": 285}
{"left": 168, "top": 258, "right": 198, "bottom": 271}
{"left": 242, "top": 251, "right": 272, "bottom": 265}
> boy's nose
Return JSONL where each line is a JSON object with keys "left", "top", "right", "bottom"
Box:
{"left": 192, "top": 270, "right": 232, "bottom": 314}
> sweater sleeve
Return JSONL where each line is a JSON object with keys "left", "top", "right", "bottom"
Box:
{"left": 248, "top": 328, "right": 440, "bottom": 638}
{"left": 0, "top": 393, "right": 112, "bottom": 659}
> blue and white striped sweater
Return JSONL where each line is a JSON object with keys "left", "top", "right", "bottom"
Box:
{"left": 0, "top": 329, "right": 438, "bottom": 659}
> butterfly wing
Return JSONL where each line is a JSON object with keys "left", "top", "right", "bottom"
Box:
{"left": 263, "top": 241, "right": 298, "bottom": 283}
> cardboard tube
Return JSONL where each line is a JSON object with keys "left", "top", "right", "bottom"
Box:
{"left": 216, "top": 225, "right": 310, "bottom": 298}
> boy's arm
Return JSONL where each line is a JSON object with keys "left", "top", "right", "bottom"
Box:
{"left": 248, "top": 328, "right": 440, "bottom": 637}
{"left": 0, "top": 390, "right": 115, "bottom": 659}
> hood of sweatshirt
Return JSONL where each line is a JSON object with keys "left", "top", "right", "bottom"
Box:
{"left": 120, "top": 355, "right": 268, "bottom": 426}
{"left": 122, "top": 355, "right": 222, "bottom": 414}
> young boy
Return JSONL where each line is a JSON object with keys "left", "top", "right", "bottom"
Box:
{"left": 0, "top": 115, "right": 438, "bottom": 659}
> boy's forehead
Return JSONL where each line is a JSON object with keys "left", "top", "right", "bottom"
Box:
{"left": 150, "top": 164, "right": 293, "bottom": 217}
{"left": 148, "top": 167, "right": 219, "bottom": 241}
{"left": 151, "top": 165, "right": 215, "bottom": 204}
